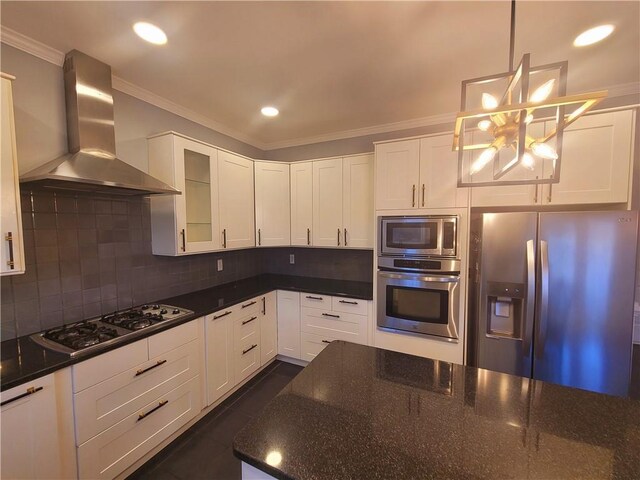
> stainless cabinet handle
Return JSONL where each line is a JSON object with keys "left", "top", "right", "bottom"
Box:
{"left": 241, "top": 301, "right": 256, "bottom": 309}
{"left": 339, "top": 300, "right": 358, "bottom": 305}
{"left": 307, "top": 228, "right": 311, "bottom": 246}
{"left": 337, "top": 228, "right": 341, "bottom": 246}
{"left": 258, "top": 228, "right": 261, "bottom": 246}
{"left": 242, "top": 344, "right": 258, "bottom": 355}
{"left": 321, "top": 340, "right": 332, "bottom": 344}
{"left": 179, "top": 229, "right": 186, "bottom": 252}
{"left": 213, "top": 310, "right": 232, "bottom": 319}
{"left": 5, "top": 232, "right": 14, "bottom": 269}
{"left": 344, "top": 228, "right": 348, "bottom": 247}
{"left": 222, "top": 228, "right": 227, "bottom": 248}
{"left": 412, "top": 185, "right": 416, "bottom": 207}
{"left": 135, "top": 359, "right": 167, "bottom": 377}
{"left": 138, "top": 400, "right": 168, "bottom": 421}
{"left": 242, "top": 316, "right": 257, "bottom": 325}
{"left": 533, "top": 176, "right": 539, "bottom": 203}
{"left": 262, "top": 297, "right": 266, "bottom": 315}
{"left": 306, "top": 296, "right": 323, "bottom": 300}
{"left": 1, "top": 386, "right": 43, "bottom": 407}
{"left": 547, "top": 175, "right": 553, "bottom": 203}
{"left": 322, "top": 313, "right": 340, "bottom": 319}
{"left": 422, "top": 184, "right": 425, "bottom": 207}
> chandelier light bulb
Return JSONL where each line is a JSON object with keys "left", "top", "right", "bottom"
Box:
{"left": 530, "top": 79, "right": 556, "bottom": 103}
{"left": 482, "top": 93, "right": 499, "bottom": 110}
{"left": 520, "top": 152, "right": 536, "bottom": 170}
{"left": 524, "top": 114, "right": 534, "bottom": 124}
{"left": 470, "top": 147, "right": 497, "bottom": 175}
{"left": 531, "top": 142, "right": 559, "bottom": 160}
{"left": 477, "top": 120, "right": 493, "bottom": 131}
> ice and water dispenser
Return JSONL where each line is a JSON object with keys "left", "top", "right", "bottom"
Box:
{"left": 485, "top": 281, "right": 525, "bottom": 340}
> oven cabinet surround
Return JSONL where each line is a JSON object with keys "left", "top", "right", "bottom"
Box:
{"left": 374, "top": 135, "right": 468, "bottom": 211}
{"left": 73, "top": 319, "right": 204, "bottom": 480}
{"left": 372, "top": 207, "right": 469, "bottom": 365}
{"left": 148, "top": 131, "right": 255, "bottom": 255}
{"left": 0, "top": 369, "right": 76, "bottom": 479}
{"left": 470, "top": 110, "right": 635, "bottom": 207}
{"left": 254, "top": 161, "right": 291, "bottom": 247}
{"left": 0, "top": 74, "right": 25, "bottom": 276}
{"left": 206, "top": 292, "right": 277, "bottom": 406}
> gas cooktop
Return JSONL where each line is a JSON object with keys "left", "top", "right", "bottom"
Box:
{"left": 29, "top": 304, "right": 194, "bottom": 357}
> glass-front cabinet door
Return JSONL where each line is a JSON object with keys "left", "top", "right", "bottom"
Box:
{"left": 174, "top": 136, "right": 220, "bottom": 253}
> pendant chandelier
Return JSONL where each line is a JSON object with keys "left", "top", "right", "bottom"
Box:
{"left": 453, "top": 0, "right": 607, "bottom": 187}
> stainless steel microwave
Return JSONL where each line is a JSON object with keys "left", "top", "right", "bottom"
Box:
{"left": 379, "top": 215, "right": 458, "bottom": 257}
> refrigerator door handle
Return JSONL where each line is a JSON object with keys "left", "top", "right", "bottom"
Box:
{"left": 523, "top": 239, "right": 536, "bottom": 354}
{"left": 536, "top": 240, "right": 550, "bottom": 359}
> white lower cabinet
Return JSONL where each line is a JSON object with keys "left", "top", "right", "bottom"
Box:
{"left": 73, "top": 320, "right": 203, "bottom": 480}
{"left": 206, "top": 309, "right": 235, "bottom": 406}
{"left": 234, "top": 305, "right": 262, "bottom": 383}
{"left": 260, "top": 291, "right": 278, "bottom": 365}
{"left": 300, "top": 331, "right": 337, "bottom": 362}
{"left": 277, "top": 290, "right": 301, "bottom": 358}
{"left": 1, "top": 370, "right": 76, "bottom": 479}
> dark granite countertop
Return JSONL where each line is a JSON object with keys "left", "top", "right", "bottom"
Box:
{"left": 0, "top": 274, "right": 372, "bottom": 391}
{"left": 233, "top": 341, "right": 640, "bottom": 480}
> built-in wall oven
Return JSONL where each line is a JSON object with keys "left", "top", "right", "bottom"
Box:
{"left": 377, "top": 215, "right": 460, "bottom": 341}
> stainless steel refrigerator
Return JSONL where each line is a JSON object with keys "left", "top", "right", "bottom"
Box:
{"left": 468, "top": 211, "right": 638, "bottom": 397}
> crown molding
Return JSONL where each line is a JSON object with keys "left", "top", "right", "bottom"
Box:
{"left": 2, "top": 26, "right": 639, "bottom": 153}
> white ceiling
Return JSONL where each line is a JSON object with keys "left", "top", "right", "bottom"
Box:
{"left": 1, "top": 1, "right": 638, "bottom": 150}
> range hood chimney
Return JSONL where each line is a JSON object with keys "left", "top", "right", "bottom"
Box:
{"left": 20, "top": 50, "right": 180, "bottom": 196}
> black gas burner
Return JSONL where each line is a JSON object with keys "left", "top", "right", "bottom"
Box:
{"left": 44, "top": 322, "right": 119, "bottom": 350}
{"left": 101, "top": 309, "right": 166, "bottom": 330}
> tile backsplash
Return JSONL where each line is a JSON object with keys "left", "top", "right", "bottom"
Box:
{"left": 1, "top": 189, "right": 373, "bottom": 340}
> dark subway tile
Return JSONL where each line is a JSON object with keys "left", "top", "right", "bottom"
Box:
{"left": 14, "top": 301, "right": 40, "bottom": 335}
{"left": 83, "top": 302, "right": 102, "bottom": 318}
{"left": 34, "top": 228, "right": 58, "bottom": 247}
{"left": 33, "top": 213, "right": 57, "bottom": 229}
{"left": 32, "top": 194, "right": 56, "bottom": 213}
{"left": 81, "top": 257, "right": 100, "bottom": 275}
{"left": 112, "top": 201, "right": 128, "bottom": 215}
{"left": 128, "top": 201, "right": 143, "bottom": 216}
{"left": 36, "top": 246, "right": 59, "bottom": 264}
{"left": 96, "top": 215, "right": 113, "bottom": 230}
{"left": 113, "top": 215, "right": 129, "bottom": 229}
{"left": 1, "top": 305, "right": 17, "bottom": 340}
{"left": 117, "top": 296, "right": 133, "bottom": 310}
{"left": 40, "top": 309, "right": 63, "bottom": 330}
{"left": 101, "top": 298, "right": 118, "bottom": 314}
{"left": 98, "top": 243, "right": 115, "bottom": 258}
{"left": 11, "top": 265, "right": 37, "bottom": 285}
{"left": 20, "top": 191, "right": 33, "bottom": 212}
{"left": 62, "top": 291, "right": 83, "bottom": 308}
{"left": 55, "top": 195, "right": 77, "bottom": 213}
{"left": 94, "top": 199, "right": 112, "bottom": 214}
{"left": 57, "top": 213, "right": 79, "bottom": 229}
{"left": 113, "top": 230, "right": 130, "bottom": 243}
{"left": 61, "top": 275, "right": 82, "bottom": 293}
{"left": 97, "top": 230, "right": 113, "bottom": 243}
{"left": 81, "top": 273, "right": 101, "bottom": 290}
{"left": 38, "top": 278, "right": 61, "bottom": 297}
{"left": 39, "top": 294, "right": 63, "bottom": 312}
{"left": 37, "top": 261, "right": 60, "bottom": 280}
{"left": 78, "top": 229, "right": 97, "bottom": 246}
{"left": 77, "top": 198, "right": 94, "bottom": 214}
{"left": 57, "top": 229, "right": 79, "bottom": 248}
{"left": 82, "top": 288, "right": 102, "bottom": 304}
{"left": 63, "top": 306, "right": 84, "bottom": 323}
{"left": 100, "top": 269, "right": 116, "bottom": 285}
{"left": 78, "top": 214, "right": 96, "bottom": 229}
{"left": 79, "top": 245, "right": 98, "bottom": 259}
{"left": 60, "top": 260, "right": 81, "bottom": 277}
{"left": 21, "top": 210, "right": 33, "bottom": 230}
{"left": 59, "top": 245, "right": 80, "bottom": 260}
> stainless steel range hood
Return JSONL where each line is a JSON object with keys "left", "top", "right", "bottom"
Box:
{"left": 20, "top": 50, "right": 180, "bottom": 196}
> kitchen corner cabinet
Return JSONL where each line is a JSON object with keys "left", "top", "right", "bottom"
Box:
{"left": 255, "top": 161, "right": 290, "bottom": 247}
{"left": 260, "top": 291, "right": 278, "bottom": 364}
{"left": 218, "top": 150, "right": 255, "bottom": 249}
{"left": 277, "top": 290, "right": 301, "bottom": 358}
{"left": 312, "top": 155, "right": 374, "bottom": 248}
{"left": 1, "top": 74, "right": 25, "bottom": 276}
{"left": 375, "top": 136, "right": 466, "bottom": 210}
{"left": 1, "top": 371, "right": 76, "bottom": 479}
{"left": 470, "top": 110, "right": 635, "bottom": 207}
{"left": 290, "top": 162, "right": 313, "bottom": 246}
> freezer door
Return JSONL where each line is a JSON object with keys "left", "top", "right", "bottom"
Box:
{"left": 535, "top": 211, "right": 638, "bottom": 396}
{"left": 476, "top": 213, "right": 538, "bottom": 377}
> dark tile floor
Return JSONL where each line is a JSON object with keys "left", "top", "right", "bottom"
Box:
{"left": 630, "top": 344, "right": 640, "bottom": 400}
{"left": 127, "top": 360, "right": 304, "bottom": 480}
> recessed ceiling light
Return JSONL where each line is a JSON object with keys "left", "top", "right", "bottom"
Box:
{"left": 133, "top": 22, "right": 167, "bottom": 45}
{"left": 573, "top": 24, "right": 614, "bottom": 47}
{"left": 261, "top": 106, "right": 279, "bottom": 117}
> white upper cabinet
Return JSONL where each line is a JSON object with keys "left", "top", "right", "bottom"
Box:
{"left": 375, "top": 139, "right": 420, "bottom": 210}
{"left": 313, "top": 158, "right": 344, "bottom": 247}
{"left": 149, "top": 133, "right": 221, "bottom": 255}
{"left": 419, "top": 134, "right": 468, "bottom": 208}
{"left": 218, "top": 150, "right": 255, "bottom": 249}
{"left": 254, "top": 161, "right": 290, "bottom": 247}
{"left": 1, "top": 75, "right": 25, "bottom": 276}
{"left": 541, "top": 110, "right": 634, "bottom": 205}
{"left": 375, "top": 136, "right": 466, "bottom": 210}
{"left": 343, "top": 154, "right": 374, "bottom": 248}
{"left": 290, "top": 162, "right": 313, "bottom": 246}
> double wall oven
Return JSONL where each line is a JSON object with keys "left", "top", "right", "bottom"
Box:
{"left": 377, "top": 215, "right": 461, "bottom": 341}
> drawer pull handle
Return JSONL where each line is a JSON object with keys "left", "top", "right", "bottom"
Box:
{"left": 307, "top": 228, "right": 311, "bottom": 246}
{"left": 241, "top": 301, "right": 256, "bottom": 309}
{"left": 135, "top": 359, "right": 167, "bottom": 377}
{"left": 321, "top": 340, "right": 332, "bottom": 344}
{"left": 138, "top": 400, "right": 168, "bottom": 421}
{"left": 5, "top": 232, "right": 15, "bottom": 269}
{"left": 262, "top": 297, "right": 266, "bottom": 315}
{"left": 306, "top": 296, "right": 323, "bottom": 300}
{"left": 242, "top": 344, "right": 258, "bottom": 355}
{"left": 339, "top": 300, "right": 358, "bottom": 305}
{"left": 180, "top": 229, "right": 186, "bottom": 252}
{"left": 322, "top": 313, "right": 340, "bottom": 319}
{"left": 213, "top": 310, "right": 232, "bottom": 319}
{"left": 1, "top": 386, "right": 43, "bottom": 407}
{"left": 242, "top": 316, "right": 257, "bottom": 325}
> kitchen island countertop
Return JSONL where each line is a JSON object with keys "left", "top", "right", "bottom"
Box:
{"left": 233, "top": 341, "right": 640, "bottom": 480}
{"left": 1, "top": 274, "right": 372, "bottom": 391}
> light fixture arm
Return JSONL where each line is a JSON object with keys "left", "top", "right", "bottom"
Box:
{"left": 508, "top": 0, "right": 516, "bottom": 71}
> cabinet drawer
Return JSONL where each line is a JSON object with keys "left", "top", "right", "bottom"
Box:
{"left": 74, "top": 340, "right": 200, "bottom": 445}
{"left": 211, "top": 303, "right": 240, "bottom": 322}
{"left": 331, "top": 296, "right": 367, "bottom": 316}
{"left": 301, "top": 332, "right": 336, "bottom": 362}
{"left": 73, "top": 340, "right": 148, "bottom": 393}
{"left": 77, "top": 376, "right": 201, "bottom": 480}
{"left": 148, "top": 319, "right": 199, "bottom": 358}
{"left": 235, "top": 311, "right": 260, "bottom": 338}
{"left": 300, "top": 293, "right": 331, "bottom": 309}
{"left": 301, "top": 307, "right": 367, "bottom": 343}
{"left": 237, "top": 297, "right": 261, "bottom": 316}
{"left": 234, "top": 328, "right": 260, "bottom": 383}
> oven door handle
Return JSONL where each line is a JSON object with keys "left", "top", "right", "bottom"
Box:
{"left": 377, "top": 271, "right": 460, "bottom": 283}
